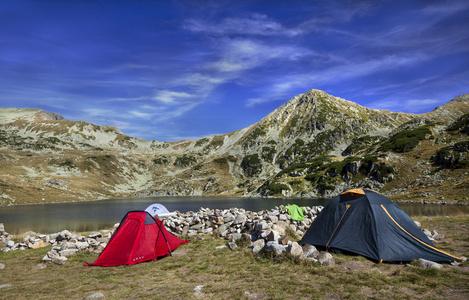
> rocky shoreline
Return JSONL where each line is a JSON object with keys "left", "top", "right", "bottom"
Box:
{"left": 2, "top": 204, "right": 464, "bottom": 268}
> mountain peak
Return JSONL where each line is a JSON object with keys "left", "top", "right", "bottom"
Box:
{"left": 0, "top": 107, "right": 65, "bottom": 124}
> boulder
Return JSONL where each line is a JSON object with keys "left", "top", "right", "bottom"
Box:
{"left": 83, "top": 293, "right": 105, "bottom": 299}
{"left": 266, "top": 230, "right": 280, "bottom": 243}
{"left": 50, "top": 254, "right": 68, "bottom": 265}
{"left": 318, "top": 251, "right": 335, "bottom": 266}
{"left": 28, "top": 240, "right": 45, "bottom": 249}
{"left": 228, "top": 242, "right": 237, "bottom": 251}
{"left": 231, "top": 233, "right": 242, "bottom": 243}
{"left": 265, "top": 241, "right": 286, "bottom": 255}
{"left": 234, "top": 215, "right": 247, "bottom": 225}
{"left": 272, "top": 221, "right": 287, "bottom": 235}
{"left": 302, "top": 244, "right": 319, "bottom": 258}
{"left": 252, "top": 239, "right": 265, "bottom": 254}
{"left": 60, "top": 249, "right": 79, "bottom": 257}
{"left": 279, "top": 235, "right": 290, "bottom": 246}
{"left": 418, "top": 258, "right": 442, "bottom": 269}
{"left": 289, "top": 242, "right": 305, "bottom": 258}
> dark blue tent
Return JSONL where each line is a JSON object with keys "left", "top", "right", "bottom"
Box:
{"left": 299, "top": 189, "right": 462, "bottom": 262}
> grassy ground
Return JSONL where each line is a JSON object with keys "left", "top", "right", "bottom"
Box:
{"left": 1, "top": 216, "right": 468, "bottom": 300}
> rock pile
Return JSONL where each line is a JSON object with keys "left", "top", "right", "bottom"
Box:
{"left": 1, "top": 222, "right": 116, "bottom": 264}
{"left": 160, "top": 205, "right": 331, "bottom": 262}
{"left": 161, "top": 205, "right": 322, "bottom": 239}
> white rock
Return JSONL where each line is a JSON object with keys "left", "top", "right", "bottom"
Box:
{"left": 418, "top": 258, "right": 442, "bottom": 269}
{"left": 318, "top": 251, "right": 335, "bottom": 266}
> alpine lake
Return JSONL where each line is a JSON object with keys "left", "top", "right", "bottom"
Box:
{"left": 1, "top": 196, "right": 469, "bottom": 235}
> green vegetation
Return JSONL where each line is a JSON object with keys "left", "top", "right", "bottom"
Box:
{"left": 209, "top": 140, "right": 223, "bottom": 148}
{"left": 259, "top": 182, "right": 290, "bottom": 196}
{"left": 241, "top": 154, "right": 262, "bottom": 177}
{"left": 195, "top": 138, "right": 209, "bottom": 147}
{"left": 433, "top": 142, "right": 469, "bottom": 169}
{"left": 379, "top": 125, "right": 433, "bottom": 153}
{"left": 43, "top": 137, "right": 61, "bottom": 144}
{"left": 153, "top": 156, "right": 169, "bottom": 165}
{"left": 342, "top": 135, "right": 381, "bottom": 156}
{"left": 447, "top": 113, "right": 469, "bottom": 133}
{"left": 174, "top": 154, "right": 196, "bottom": 167}
{"left": 213, "top": 155, "right": 237, "bottom": 165}
{"left": 246, "top": 126, "right": 266, "bottom": 141}
{"left": 261, "top": 146, "right": 277, "bottom": 162}
{"left": 58, "top": 160, "right": 76, "bottom": 169}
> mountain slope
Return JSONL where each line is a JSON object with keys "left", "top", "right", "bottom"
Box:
{"left": 1, "top": 90, "right": 468, "bottom": 205}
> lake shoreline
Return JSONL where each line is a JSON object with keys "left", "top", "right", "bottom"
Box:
{"left": 2, "top": 193, "right": 468, "bottom": 207}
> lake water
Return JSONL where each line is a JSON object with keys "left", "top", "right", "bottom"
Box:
{"left": 1, "top": 196, "right": 468, "bottom": 235}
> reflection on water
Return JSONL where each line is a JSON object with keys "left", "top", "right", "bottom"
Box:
{"left": 1, "top": 196, "right": 468, "bottom": 235}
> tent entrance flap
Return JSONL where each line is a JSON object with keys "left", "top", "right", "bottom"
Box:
{"left": 326, "top": 204, "right": 351, "bottom": 248}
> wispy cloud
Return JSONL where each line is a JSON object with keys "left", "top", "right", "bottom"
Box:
{"left": 368, "top": 98, "right": 440, "bottom": 114}
{"left": 153, "top": 90, "right": 197, "bottom": 104}
{"left": 184, "top": 13, "right": 303, "bottom": 37}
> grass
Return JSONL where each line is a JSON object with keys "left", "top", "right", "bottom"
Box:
{"left": 1, "top": 216, "right": 469, "bottom": 299}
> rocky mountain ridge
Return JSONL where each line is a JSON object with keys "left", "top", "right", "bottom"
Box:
{"left": 1, "top": 89, "right": 468, "bottom": 205}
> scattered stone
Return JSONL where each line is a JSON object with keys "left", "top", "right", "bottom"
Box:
{"left": 29, "top": 263, "right": 47, "bottom": 270}
{"left": 83, "top": 293, "right": 105, "bottom": 299}
{"left": 0, "top": 263, "right": 5, "bottom": 270}
{"left": 252, "top": 239, "right": 265, "bottom": 254}
{"left": 289, "top": 242, "right": 305, "bottom": 258}
{"left": 215, "top": 245, "right": 227, "bottom": 249}
{"left": 302, "top": 244, "right": 319, "bottom": 258}
{"left": 60, "top": 248, "right": 79, "bottom": 257}
{"left": 344, "top": 260, "right": 363, "bottom": 271}
{"left": 228, "top": 242, "right": 237, "bottom": 251}
{"left": 265, "top": 241, "right": 286, "bottom": 255}
{"left": 278, "top": 235, "right": 290, "bottom": 246}
{"left": 418, "top": 258, "right": 442, "bottom": 269}
{"left": 194, "top": 285, "right": 204, "bottom": 298}
{"left": 266, "top": 230, "right": 280, "bottom": 243}
{"left": 0, "top": 284, "right": 12, "bottom": 289}
{"left": 231, "top": 232, "right": 242, "bottom": 243}
{"left": 318, "top": 251, "right": 335, "bottom": 266}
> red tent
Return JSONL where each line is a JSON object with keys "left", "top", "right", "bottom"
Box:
{"left": 86, "top": 211, "right": 188, "bottom": 267}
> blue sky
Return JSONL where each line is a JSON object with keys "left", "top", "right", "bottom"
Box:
{"left": 1, "top": 0, "right": 468, "bottom": 141}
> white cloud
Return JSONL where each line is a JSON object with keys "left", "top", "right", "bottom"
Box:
{"left": 130, "top": 110, "right": 152, "bottom": 119}
{"left": 153, "top": 90, "right": 197, "bottom": 104}
{"left": 209, "top": 39, "right": 312, "bottom": 74}
{"left": 368, "top": 98, "right": 440, "bottom": 113}
{"left": 184, "top": 14, "right": 303, "bottom": 37}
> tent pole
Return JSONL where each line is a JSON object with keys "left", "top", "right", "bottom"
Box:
{"left": 155, "top": 217, "right": 172, "bottom": 257}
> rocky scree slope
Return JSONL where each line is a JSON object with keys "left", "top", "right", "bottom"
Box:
{"left": 0, "top": 90, "right": 468, "bottom": 205}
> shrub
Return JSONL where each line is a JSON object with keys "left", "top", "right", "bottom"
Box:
{"left": 174, "top": 155, "right": 196, "bottom": 167}
{"left": 262, "top": 183, "right": 290, "bottom": 196}
{"left": 447, "top": 113, "right": 469, "bottom": 133}
{"left": 241, "top": 154, "right": 262, "bottom": 177}
{"left": 379, "top": 125, "right": 432, "bottom": 153}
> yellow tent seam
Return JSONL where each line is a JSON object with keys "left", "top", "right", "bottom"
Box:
{"left": 381, "top": 205, "right": 462, "bottom": 261}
